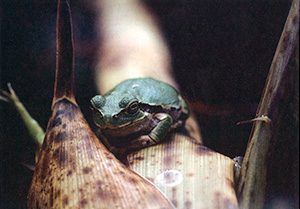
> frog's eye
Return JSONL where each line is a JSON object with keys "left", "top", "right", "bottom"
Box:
{"left": 90, "top": 95, "right": 106, "bottom": 109}
{"left": 119, "top": 96, "right": 136, "bottom": 108}
{"left": 126, "top": 101, "right": 139, "bottom": 114}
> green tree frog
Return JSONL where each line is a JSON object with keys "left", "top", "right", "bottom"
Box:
{"left": 90, "top": 77, "right": 189, "bottom": 154}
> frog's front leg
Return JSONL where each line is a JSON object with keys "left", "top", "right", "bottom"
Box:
{"left": 126, "top": 113, "right": 173, "bottom": 151}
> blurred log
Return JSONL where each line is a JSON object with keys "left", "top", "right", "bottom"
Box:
{"left": 93, "top": 0, "right": 177, "bottom": 92}
{"left": 236, "top": 0, "right": 299, "bottom": 208}
{"left": 93, "top": 0, "right": 239, "bottom": 208}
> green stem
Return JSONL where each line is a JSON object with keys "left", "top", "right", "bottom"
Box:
{"left": 1, "top": 83, "right": 45, "bottom": 162}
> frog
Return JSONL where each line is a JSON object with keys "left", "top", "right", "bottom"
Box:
{"left": 90, "top": 77, "right": 189, "bottom": 154}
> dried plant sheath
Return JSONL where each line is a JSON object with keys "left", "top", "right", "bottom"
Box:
{"left": 28, "top": 0, "right": 174, "bottom": 208}
{"left": 28, "top": 99, "right": 173, "bottom": 208}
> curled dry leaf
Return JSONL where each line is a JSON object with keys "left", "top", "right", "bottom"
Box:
{"left": 27, "top": 99, "right": 174, "bottom": 208}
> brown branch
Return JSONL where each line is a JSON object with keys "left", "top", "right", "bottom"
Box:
{"left": 236, "top": 0, "right": 299, "bottom": 208}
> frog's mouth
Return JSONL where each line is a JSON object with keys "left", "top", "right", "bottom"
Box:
{"left": 101, "top": 114, "right": 156, "bottom": 137}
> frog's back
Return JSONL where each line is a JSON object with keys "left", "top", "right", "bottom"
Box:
{"left": 108, "top": 78, "right": 181, "bottom": 107}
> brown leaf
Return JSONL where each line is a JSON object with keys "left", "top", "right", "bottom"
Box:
{"left": 28, "top": 99, "right": 174, "bottom": 208}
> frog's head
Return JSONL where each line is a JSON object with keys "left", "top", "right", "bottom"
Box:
{"left": 90, "top": 94, "right": 145, "bottom": 129}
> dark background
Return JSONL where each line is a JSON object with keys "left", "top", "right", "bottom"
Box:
{"left": 0, "top": 0, "right": 298, "bottom": 208}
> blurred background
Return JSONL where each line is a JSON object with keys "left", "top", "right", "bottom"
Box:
{"left": 1, "top": 0, "right": 298, "bottom": 208}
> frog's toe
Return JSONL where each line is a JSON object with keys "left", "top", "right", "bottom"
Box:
{"left": 125, "top": 135, "right": 157, "bottom": 152}
{"left": 140, "top": 135, "right": 157, "bottom": 146}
